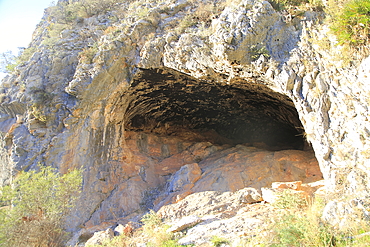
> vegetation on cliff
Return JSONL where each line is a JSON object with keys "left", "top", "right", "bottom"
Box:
{"left": 85, "top": 210, "right": 188, "bottom": 247}
{"left": 329, "top": 0, "right": 370, "bottom": 46}
{"left": 262, "top": 191, "right": 370, "bottom": 247}
{"left": 0, "top": 0, "right": 369, "bottom": 246}
{"left": 81, "top": 188, "right": 370, "bottom": 246}
{"left": 46, "top": 0, "right": 370, "bottom": 54}
{"left": 0, "top": 166, "right": 82, "bottom": 247}
{"left": 269, "top": 0, "right": 370, "bottom": 56}
{"left": 1, "top": 0, "right": 369, "bottom": 74}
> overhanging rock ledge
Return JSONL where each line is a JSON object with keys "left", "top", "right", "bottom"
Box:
{"left": 0, "top": 0, "right": 369, "bottom": 232}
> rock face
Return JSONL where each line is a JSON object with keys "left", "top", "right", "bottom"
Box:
{"left": 70, "top": 131, "right": 321, "bottom": 230}
{"left": 156, "top": 180, "right": 323, "bottom": 246}
{"left": 0, "top": 0, "right": 369, "bottom": 234}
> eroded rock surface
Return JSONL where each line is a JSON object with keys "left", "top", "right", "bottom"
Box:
{"left": 73, "top": 130, "right": 321, "bottom": 231}
{"left": 166, "top": 181, "right": 323, "bottom": 246}
{"left": 0, "top": 0, "right": 368, "bottom": 235}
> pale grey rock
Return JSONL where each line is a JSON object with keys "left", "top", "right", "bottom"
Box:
{"left": 167, "top": 215, "right": 203, "bottom": 233}
{"left": 114, "top": 224, "right": 125, "bottom": 235}
{"left": 138, "top": 37, "right": 166, "bottom": 69}
{"left": 279, "top": 67, "right": 296, "bottom": 91}
{"left": 168, "top": 163, "right": 202, "bottom": 192}
{"left": 163, "top": 189, "right": 275, "bottom": 246}
{"left": 323, "top": 199, "right": 370, "bottom": 228}
{"left": 261, "top": 187, "right": 279, "bottom": 203}
{"left": 158, "top": 187, "right": 263, "bottom": 222}
{"left": 85, "top": 228, "right": 114, "bottom": 246}
{"left": 0, "top": 0, "right": 369, "bottom": 235}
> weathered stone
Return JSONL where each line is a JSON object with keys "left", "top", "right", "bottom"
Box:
{"left": 261, "top": 187, "right": 309, "bottom": 204}
{"left": 262, "top": 180, "right": 325, "bottom": 203}
{"left": 272, "top": 181, "right": 302, "bottom": 190}
{"left": 167, "top": 215, "right": 203, "bottom": 233}
{"left": 0, "top": 0, "right": 368, "bottom": 235}
{"left": 154, "top": 145, "right": 321, "bottom": 211}
{"left": 261, "top": 187, "right": 280, "bottom": 203}
{"left": 114, "top": 222, "right": 136, "bottom": 236}
{"left": 159, "top": 187, "right": 279, "bottom": 246}
{"left": 322, "top": 199, "right": 370, "bottom": 229}
{"left": 158, "top": 187, "right": 263, "bottom": 222}
{"left": 84, "top": 228, "right": 114, "bottom": 246}
{"left": 168, "top": 163, "right": 202, "bottom": 192}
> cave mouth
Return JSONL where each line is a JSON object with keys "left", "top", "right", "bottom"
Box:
{"left": 122, "top": 68, "right": 308, "bottom": 151}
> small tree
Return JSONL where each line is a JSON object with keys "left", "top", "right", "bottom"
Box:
{"left": 0, "top": 50, "right": 16, "bottom": 73}
{"left": 0, "top": 165, "right": 82, "bottom": 247}
{"left": 0, "top": 47, "right": 36, "bottom": 73}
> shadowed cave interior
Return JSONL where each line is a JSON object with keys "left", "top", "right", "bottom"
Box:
{"left": 122, "top": 68, "right": 309, "bottom": 151}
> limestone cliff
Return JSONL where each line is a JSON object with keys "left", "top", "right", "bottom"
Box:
{"left": 0, "top": 0, "right": 369, "bottom": 235}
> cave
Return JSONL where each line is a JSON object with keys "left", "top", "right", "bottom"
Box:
{"left": 78, "top": 67, "right": 322, "bottom": 228}
{"left": 121, "top": 68, "right": 308, "bottom": 151}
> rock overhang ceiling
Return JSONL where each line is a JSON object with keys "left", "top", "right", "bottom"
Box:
{"left": 119, "top": 67, "right": 307, "bottom": 150}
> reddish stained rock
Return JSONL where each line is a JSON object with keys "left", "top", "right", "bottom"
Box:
{"left": 272, "top": 181, "right": 302, "bottom": 190}
{"left": 78, "top": 131, "right": 322, "bottom": 231}
{"left": 262, "top": 180, "right": 325, "bottom": 203}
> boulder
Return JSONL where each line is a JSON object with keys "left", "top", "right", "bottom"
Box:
{"left": 167, "top": 215, "right": 203, "bottom": 233}
{"left": 261, "top": 180, "right": 325, "bottom": 203}
{"left": 114, "top": 222, "right": 136, "bottom": 236}
{"left": 85, "top": 228, "right": 114, "bottom": 246}
{"left": 168, "top": 163, "right": 202, "bottom": 193}
{"left": 158, "top": 187, "right": 263, "bottom": 221}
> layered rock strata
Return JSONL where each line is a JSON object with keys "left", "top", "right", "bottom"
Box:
{"left": 0, "top": 0, "right": 369, "bottom": 233}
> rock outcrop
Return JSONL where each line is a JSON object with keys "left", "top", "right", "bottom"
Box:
{"left": 70, "top": 131, "right": 321, "bottom": 230}
{"left": 77, "top": 180, "right": 325, "bottom": 246}
{"left": 0, "top": 0, "right": 369, "bottom": 237}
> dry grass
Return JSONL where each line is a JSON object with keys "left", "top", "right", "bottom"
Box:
{"left": 242, "top": 191, "right": 370, "bottom": 247}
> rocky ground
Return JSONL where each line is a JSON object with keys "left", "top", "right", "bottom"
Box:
{"left": 77, "top": 180, "right": 325, "bottom": 246}
{"left": 64, "top": 127, "right": 323, "bottom": 246}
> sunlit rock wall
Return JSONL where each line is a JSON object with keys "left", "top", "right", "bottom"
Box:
{"left": 0, "top": 0, "right": 369, "bottom": 230}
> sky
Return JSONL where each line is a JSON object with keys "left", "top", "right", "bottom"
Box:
{"left": 0, "top": 0, "right": 54, "bottom": 79}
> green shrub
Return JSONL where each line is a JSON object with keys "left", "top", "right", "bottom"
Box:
{"left": 178, "top": 15, "right": 198, "bottom": 32}
{"left": 249, "top": 45, "right": 271, "bottom": 61}
{"left": 30, "top": 104, "right": 48, "bottom": 123}
{"left": 87, "top": 210, "right": 188, "bottom": 247}
{"left": 141, "top": 210, "right": 175, "bottom": 246}
{"left": 0, "top": 47, "right": 36, "bottom": 73}
{"left": 271, "top": 213, "right": 336, "bottom": 247}
{"left": 43, "top": 0, "right": 122, "bottom": 47}
{"left": 79, "top": 43, "right": 99, "bottom": 64}
{"left": 141, "top": 209, "right": 162, "bottom": 229}
{"left": 18, "top": 47, "right": 37, "bottom": 63}
{"left": 269, "top": 190, "right": 335, "bottom": 246}
{"left": 159, "top": 239, "right": 185, "bottom": 247}
{"left": 272, "top": 189, "right": 308, "bottom": 209}
{"left": 5, "top": 63, "right": 17, "bottom": 72}
{"left": 79, "top": 0, "right": 120, "bottom": 18}
{"left": 330, "top": 0, "right": 370, "bottom": 46}
{"left": 48, "top": 0, "right": 121, "bottom": 24}
{"left": 265, "top": 193, "right": 370, "bottom": 247}
{"left": 211, "top": 235, "right": 230, "bottom": 246}
{"left": 0, "top": 166, "right": 82, "bottom": 247}
{"left": 0, "top": 51, "right": 16, "bottom": 73}
{"left": 268, "top": 0, "right": 309, "bottom": 11}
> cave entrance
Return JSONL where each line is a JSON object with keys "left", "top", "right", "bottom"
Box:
{"left": 122, "top": 68, "right": 308, "bottom": 151}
